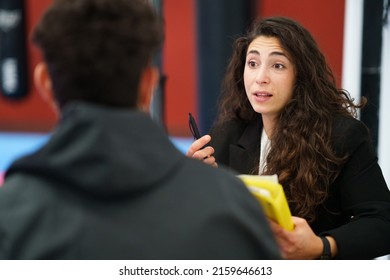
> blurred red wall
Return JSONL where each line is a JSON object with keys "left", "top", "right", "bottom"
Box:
{"left": 0, "top": 0, "right": 55, "bottom": 132}
{"left": 0, "top": 0, "right": 345, "bottom": 136}
{"left": 259, "top": 0, "right": 345, "bottom": 86}
{"left": 163, "top": 0, "right": 197, "bottom": 136}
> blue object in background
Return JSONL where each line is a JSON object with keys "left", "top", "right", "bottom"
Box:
{"left": 0, "top": 132, "right": 192, "bottom": 172}
{"left": 0, "top": 132, "right": 49, "bottom": 171}
{"left": 169, "top": 137, "right": 193, "bottom": 155}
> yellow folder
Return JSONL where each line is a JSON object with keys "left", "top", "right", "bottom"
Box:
{"left": 238, "top": 174, "right": 294, "bottom": 231}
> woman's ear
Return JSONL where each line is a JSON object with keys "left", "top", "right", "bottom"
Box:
{"left": 138, "top": 66, "right": 159, "bottom": 112}
{"left": 34, "top": 62, "right": 58, "bottom": 115}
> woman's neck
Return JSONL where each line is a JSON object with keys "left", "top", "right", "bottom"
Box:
{"left": 261, "top": 115, "right": 276, "bottom": 138}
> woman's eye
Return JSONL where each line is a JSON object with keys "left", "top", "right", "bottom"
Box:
{"left": 247, "top": 61, "right": 257, "bottom": 68}
{"left": 273, "top": 63, "right": 285, "bottom": 69}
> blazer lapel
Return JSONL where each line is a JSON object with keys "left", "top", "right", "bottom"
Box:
{"left": 229, "top": 118, "right": 262, "bottom": 174}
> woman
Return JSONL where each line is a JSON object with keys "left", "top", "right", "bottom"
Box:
{"left": 187, "top": 17, "right": 390, "bottom": 259}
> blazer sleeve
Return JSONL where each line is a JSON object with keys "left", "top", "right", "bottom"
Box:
{"left": 323, "top": 117, "right": 390, "bottom": 259}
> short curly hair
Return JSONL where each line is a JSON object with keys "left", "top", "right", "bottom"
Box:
{"left": 33, "top": 0, "right": 164, "bottom": 109}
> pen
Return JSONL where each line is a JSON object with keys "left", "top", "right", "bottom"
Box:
{"left": 188, "top": 113, "right": 201, "bottom": 140}
{"left": 188, "top": 112, "right": 210, "bottom": 155}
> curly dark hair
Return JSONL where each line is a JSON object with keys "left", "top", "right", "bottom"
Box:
{"left": 216, "top": 16, "right": 366, "bottom": 222}
{"left": 32, "top": 0, "right": 164, "bottom": 109}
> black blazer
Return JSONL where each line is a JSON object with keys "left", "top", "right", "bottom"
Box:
{"left": 210, "top": 115, "right": 390, "bottom": 259}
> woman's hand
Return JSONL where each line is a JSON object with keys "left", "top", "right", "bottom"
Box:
{"left": 186, "top": 135, "right": 218, "bottom": 167}
{"left": 268, "top": 216, "right": 323, "bottom": 259}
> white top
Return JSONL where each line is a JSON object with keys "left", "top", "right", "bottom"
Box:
{"left": 259, "top": 128, "right": 271, "bottom": 175}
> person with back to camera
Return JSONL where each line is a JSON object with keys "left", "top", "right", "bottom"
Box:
{"left": 187, "top": 16, "right": 390, "bottom": 259}
{"left": 0, "top": 0, "right": 282, "bottom": 260}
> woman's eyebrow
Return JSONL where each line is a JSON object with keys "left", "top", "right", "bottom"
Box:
{"left": 269, "top": 51, "right": 288, "bottom": 58}
{"left": 246, "top": 49, "right": 289, "bottom": 59}
{"left": 247, "top": 49, "right": 260, "bottom": 56}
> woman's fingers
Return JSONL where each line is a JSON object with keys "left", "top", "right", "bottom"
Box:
{"left": 186, "top": 135, "right": 212, "bottom": 157}
{"left": 186, "top": 135, "right": 217, "bottom": 167}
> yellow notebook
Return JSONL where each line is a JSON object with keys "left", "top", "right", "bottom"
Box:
{"left": 238, "top": 174, "right": 294, "bottom": 231}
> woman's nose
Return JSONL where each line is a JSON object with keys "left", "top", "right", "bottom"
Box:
{"left": 255, "top": 66, "right": 270, "bottom": 84}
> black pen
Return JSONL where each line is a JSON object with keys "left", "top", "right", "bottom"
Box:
{"left": 188, "top": 112, "right": 210, "bottom": 155}
{"left": 188, "top": 112, "right": 201, "bottom": 140}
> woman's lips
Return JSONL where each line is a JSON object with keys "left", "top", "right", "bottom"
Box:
{"left": 253, "top": 91, "right": 272, "bottom": 102}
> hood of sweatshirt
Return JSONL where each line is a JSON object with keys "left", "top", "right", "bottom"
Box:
{"left": 5, "top": 102, "right": 184, "bottom": 197}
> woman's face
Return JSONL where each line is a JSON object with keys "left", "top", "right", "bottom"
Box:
{"left": 244, "top": 36, "right": 296, "bottom": 124}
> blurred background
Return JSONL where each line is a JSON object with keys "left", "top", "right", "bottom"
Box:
{"left": 0, "top": 0, "right": 389, "bottom": 188}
